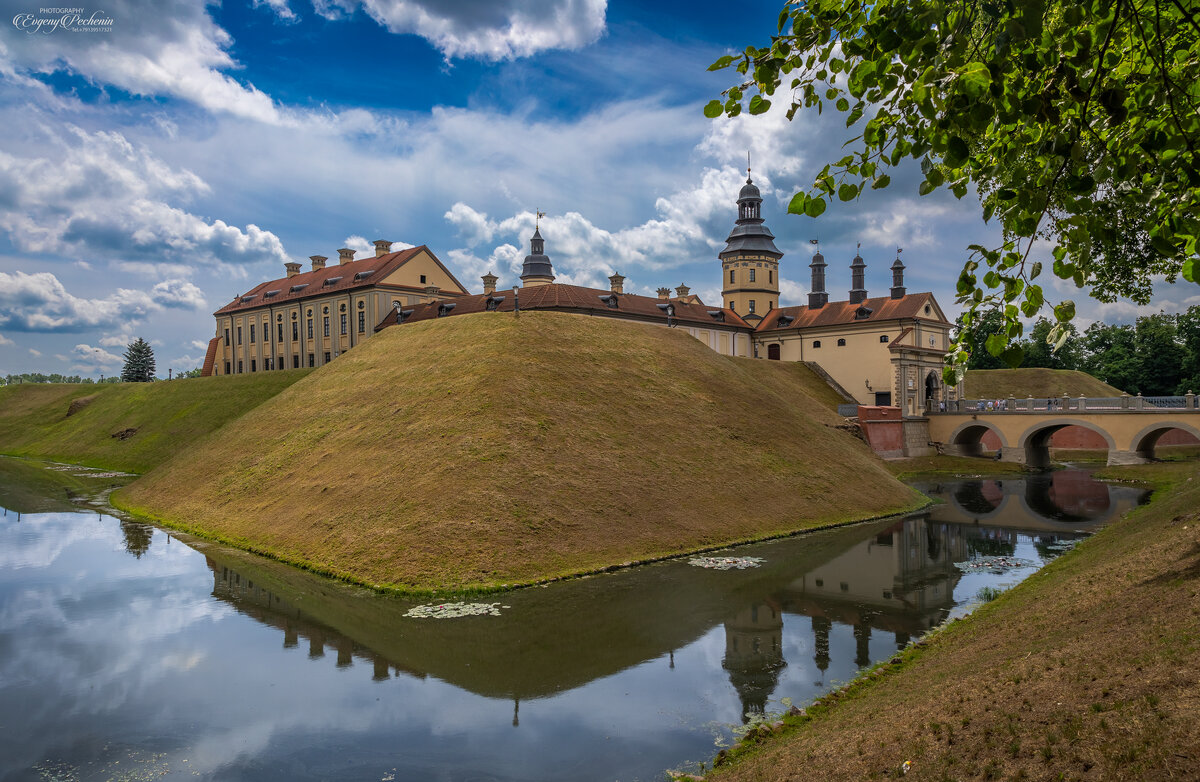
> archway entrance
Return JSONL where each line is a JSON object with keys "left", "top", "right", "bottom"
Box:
{"left": 923, "top": 371, "right": 940, "bottom": 412}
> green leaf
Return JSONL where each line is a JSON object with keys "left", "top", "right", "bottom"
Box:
{"left": 985, "top": 333, "right": 1007, "bottom": 356}
{"left": 1002, "top": 346, "right": 1025, "bottom": 368}
{"left": 708, "top": 55, "right": 735, "bottom": 72}
{"left": 787, "top": 192, "right": 808, "bottom": 215}
{"left": 703, "top": 100, "right": 724, "bottom": 119}
{"left": 804, "top": 196, "right": 827, "bottom": 218}
{"left": 1183, "top": 257, "right": 1196, "bottom": 283}
{"left": 748, "top": 95, "right": 772, "bottom": 115}
{"left": 959, "top": 62, "right": 992, "bottom": 98}
{"left": 871, "top": 174, "right": 891, "bottom": 190}
{"left": 945, "top": 136, "right": 969, "bottom": 168}
{"left": 838, "top": 183, "right": 858, "bottom": 201}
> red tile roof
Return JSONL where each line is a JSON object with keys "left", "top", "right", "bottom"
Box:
{"left": 213, "top": 246, "right": 466, "bottom": 316}
{"left": 375, "top": 283, "right": 753, "bottom": 332}
{"left": 752, "top": 293, "right": 949, "bottom": 333}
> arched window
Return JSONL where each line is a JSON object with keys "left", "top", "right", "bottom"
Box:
{"left": 837, "top": 338, "right": 846, "bottom": 346}
{"left": 879, "top": 335, "right": 889, "bottom": 343}
{"left": 812, "top": 340, "right": 821, "bottom": 348}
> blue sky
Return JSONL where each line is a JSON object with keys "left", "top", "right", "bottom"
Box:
{"left": 1, "top": 0, "right": 1197, "bottom": 377}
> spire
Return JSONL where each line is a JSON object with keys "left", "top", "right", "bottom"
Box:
{"left": 849, "top": 243, "right": 868, "bottom": 304}
{"left": 890, "top": 248, "right": 906, "bottom": 300}
{"left": 520, "top": 220, "right": 555, "bottom": 287}
{"left": 808, "top": 241, "right": 828, "bottom": 309}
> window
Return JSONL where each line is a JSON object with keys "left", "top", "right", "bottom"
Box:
{"left": 308, "top": 353, "right": 314, "bottom": 367}
{"left": 265, "top": 357, "right": 272, "bottom": 370}
{"left": 307, "top": 318, "right": 313, "bottom": 339}
{"left": 768, "top": 269, "right": 773, "bottom": 284}
{"left": 224, "top": 361, "right": 230, "bottom": 375}
{"left": 224, "top": 328, "right": 230, "bottom": 345}
{"left": 749, "top": 269, "right": 756, "bottom": 282}
{"left": 358, "top": 311, "right": 365, "bottom": 333}
{"left": 237, "top": 326, "right": 243, "bottom": 345}
{"left": 769, "top": 301, "right": 773, "bottom": 310}
{"left": 813, "top": 340, "right": 821, "bottom": 348}
{"left": 837, "top": 338, "right": 846, "bottom": 346}
{"left": 250, "top": 324, "right": 256, "bottom": 343}
{"left": 340, "top": 314, "right": 347, "bottom": 335}
{"left": 749, "top": 299, "right": 756, "bottom": 313}
{"left": 292, "top": 322, "right": 298, "bottom": 341}
{"left": 277, "top": 355, "right": 284, "bottom": 370}
{"left": 420, "top": 274, "right": 427, "bottom": 284}
{"left": 293, "top": 355, "right": 300, "bottom": 369}
{"left": 323, "top": 316, "right": 330, "bottom": 337}
{"left": 277, "top": 323, "right": 283, "bottom": 342}
{"left": 238, "top": 360, "right": 243, "bottom": 373}
{"left": 324, "top": 351, "right": 331, "bottom": 363}
{"left": 880, "top": 334, "right": 889, "bottom": 343}
{"left": 250, "top": 359, "right": 257, "bottom": 372}
{"left": 729, "top": 269, "right": 735, "bottom": 283}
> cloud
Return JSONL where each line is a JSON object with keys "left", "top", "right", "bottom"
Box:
{"left": 0, "top": 270, "right": 206, "bottom": 333}
{"left": 0, "top": 334, "right": 13, "bottom": 346}
{"left": 28, "top": 348, "right": 41, "bottom": 357}
{"left": 316, "top": 0, "right": 607, "bottom": 60}
{"left": 100, "top": 334, "right": 136, "bottom": 348}
{"left": 0, "top": 125, "right": 287, "bottom": 270}
{"left": 253, "top": 0, "right": 298, "bottom": 21}
{"left": 69, "top": 343, "right": 124, "bottom": 371}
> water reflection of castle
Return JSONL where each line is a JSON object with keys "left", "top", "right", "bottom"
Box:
{"left": 721, "top": 516, "right": 973, "bottom": 720}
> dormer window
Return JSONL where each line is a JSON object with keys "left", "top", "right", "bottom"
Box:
{"left": 290, "top": 283, "right": 308, "bottom": 293}
{"left": 240, "top": 295, "right": 256, "bottom": 303}
{"left": 323, "top": 276, "right": 343, "bottom": 287}
{"left": 354, "top": 270, "right": 375, "bottom": 280}
{"left": 776, "top": 314, "right": 794, "bottom": 328}
{"left": 263, "top": 290, "right": 280, "bottom": 299}
{"left": 437, "top": 302, "right": 456, "bottom": 317}
{"left": 485, "top": 295, "right": 505, "bottom": 312}
{"left": 707, "top": 310, "right": 725, "bottom": 323}
{"left": 597, "top": 294, "right": 619, "bottom": 309}
{"left": 855, "top": 305, "right": 873, "bottom": 320}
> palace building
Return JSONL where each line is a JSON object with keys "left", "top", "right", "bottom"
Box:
{"left": 203, "top": 170, "right": 958, "bottom": 414}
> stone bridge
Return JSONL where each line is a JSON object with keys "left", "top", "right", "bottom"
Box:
{"left": 926, "top": 394, "right": 1200, "bottom": 467}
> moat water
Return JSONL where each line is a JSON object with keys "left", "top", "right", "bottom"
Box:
{"left": 0, "top": 460, "right": 1147, "bottom": 781}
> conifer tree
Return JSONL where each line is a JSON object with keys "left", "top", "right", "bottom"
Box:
{"left": 120, "top": 338, "right": 156, "bottom": 383}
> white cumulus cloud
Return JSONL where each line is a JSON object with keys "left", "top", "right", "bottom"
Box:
{"left": 0, "top": 271, "right": 206, "bottom": 333}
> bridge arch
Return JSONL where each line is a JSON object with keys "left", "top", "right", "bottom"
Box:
{"left": 1129, "top": 421, "right": 1200, "bottom": 461}
{"left": 949, "top": 479, "right": 1012, "bottom": 520}
{"left": 1018, "top": 418, "right": 1115, "bottom": 469}
{"left": 947, "top": 420, "right": 1010, "bottom": 458}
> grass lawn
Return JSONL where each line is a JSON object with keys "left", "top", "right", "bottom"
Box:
{"left": 965, "top": 368, "right": 1123, "bottom": 399}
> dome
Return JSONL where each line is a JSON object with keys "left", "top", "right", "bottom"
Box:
{"left": 738, "top": 177, "right": 761, "bottom": 200}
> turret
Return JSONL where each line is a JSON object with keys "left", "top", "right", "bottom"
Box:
{"left": 849, "top": 249, "right": 867, "bottom": 304}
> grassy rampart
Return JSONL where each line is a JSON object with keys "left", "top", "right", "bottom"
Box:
{"left": 0, "top": 371, "right": 310, "bottom": 473}
{"left": 965, "top": 367, "right": 1123, "bottom": 399}
{"left": 114, "top": 312, "right": 925, "bottom": 592}
{"left": 701, "top": 460, "right": 1200, "bottom": 781}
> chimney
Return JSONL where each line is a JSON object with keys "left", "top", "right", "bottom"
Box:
{"left": 310, "top": 255, "right": 328, "bottom": 271}
{"left": 285, "top": 262, "right": 302, "bottom": 278}
{"left": 675, "top": 283, "right": 690, "bottom": 298}
{"left": 338, "top": 248, "right": 355, "bottom": 265}
{"left": 808, "top": 251, "right": 829, "bottom": 309}
{"left": 373, "top": 240, "right": 392, "bottom": 258}
{"left": 424, "top": 284, "right": 440, "bottom": 301}
{"left": 849, "top": 249, "right": 868, "bottom": 305}
{"left": 890, "top": 253, "right": 906, "bottom": 300}
{"left": 481, "top": 271, "right": 498, "bottom": 295}
{"left": 608, "top": 272, "right": 625, "bottom": 295}
{"left": 657, "top": 287, "right": 671, "bottom": 300}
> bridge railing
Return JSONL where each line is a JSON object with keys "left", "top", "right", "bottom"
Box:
{"left": 928, "top": 392, "right": 1197, "bottom": 414}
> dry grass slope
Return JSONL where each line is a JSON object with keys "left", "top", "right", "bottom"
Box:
{"left": 0, "top": 372, "right": 310, "bottom": 473}
{"left": 708, "top": 461, "right": 1200, "bottom": 782}
{"left": 115, "top": 312, "right": 922, "bottom": 592}
{"left": 965, "top": 368, "right": 1123, "bottom": 399}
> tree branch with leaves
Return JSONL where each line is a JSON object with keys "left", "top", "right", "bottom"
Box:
{"left": 707, "top": 0, "right": 1200, "bottom": 384}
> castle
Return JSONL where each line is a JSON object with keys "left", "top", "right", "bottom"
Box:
{"left": 204, "top": 173, "right": 957, "bottom": 414}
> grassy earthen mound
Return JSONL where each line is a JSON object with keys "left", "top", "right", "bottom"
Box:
{"left": 965, "top": 367, "right": 1123, "bottom": 399}
{"left": 707, "top": 461, "right": 1200, "bottom": 781}
{"left": 0, "top": 371, "right": 310, "bottom": 473}
{"left": 115, "top": 312, "right": 921, "bottom": 592}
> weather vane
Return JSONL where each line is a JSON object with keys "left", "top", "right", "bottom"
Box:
{"left": 897, "top": 247, "right": 904, "bottom": 256}
{"left": 746, "top": 150, "right": 751, "bottom": 178}
{"left": 536, "top": 209, "right": 546, "bottom": 229}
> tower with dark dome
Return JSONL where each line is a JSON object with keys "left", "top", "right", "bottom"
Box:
{"left": 719, "top": 168, "right": 783, "bottom": 324}
{"left": 520, "top": 225, "right": 555, "bottom": 287}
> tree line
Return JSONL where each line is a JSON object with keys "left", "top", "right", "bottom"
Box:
{"left": 964, "top": 306, "right": 1200, "bottom": 396}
